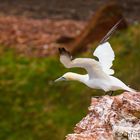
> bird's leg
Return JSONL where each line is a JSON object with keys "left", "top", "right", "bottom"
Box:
{"left": 111, "top": 91, "right": 114, "bottom": 96}
{"left": 107, "top": 91, "right": 114, "bottom": 96}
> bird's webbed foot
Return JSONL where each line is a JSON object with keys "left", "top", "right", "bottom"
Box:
{"left": 93, "top": 96, "right": 101, "bottom": 98}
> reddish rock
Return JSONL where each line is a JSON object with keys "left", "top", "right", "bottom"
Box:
{"left": 0, "top": 16, "right": 85, "bottom": 57}
{"left": 66, "top": 92, "right": 140, "bottom": 140}
{"left": 0, "top": 3, "right": 128, "bottom": 57}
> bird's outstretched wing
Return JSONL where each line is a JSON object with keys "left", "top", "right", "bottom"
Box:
{"left": 93, "top": 42, "right": 115, "bottom": 75}
{"left": 93, "top": 20, "right": 122, "bottom": 75}
{"left": 59, "top": 48, "right": 109, "bottom": 79}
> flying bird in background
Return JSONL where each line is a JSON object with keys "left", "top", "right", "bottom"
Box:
{"left": 55, "top": 20, "right": 135, "bottom": 94}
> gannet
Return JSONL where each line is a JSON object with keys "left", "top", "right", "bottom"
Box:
{"left": 55, "top": 20, "right": 135, "bottom": 94}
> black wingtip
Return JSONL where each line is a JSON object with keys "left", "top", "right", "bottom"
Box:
{"left": 58, "top": 47, "right": 72, "bottom": 59}
{"left": 58, "top": 47, "right": 67, "bottom": 54}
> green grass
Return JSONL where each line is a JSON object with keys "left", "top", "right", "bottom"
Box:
{"left": 0, "top": 24, "right": 140, "bottom": 140}
{"left": 0, "top": 48, "right": 91, "bottom": 140}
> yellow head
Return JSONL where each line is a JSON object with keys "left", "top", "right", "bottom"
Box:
{"left": 55, "top": 72, "right": 76, "bottom": 82}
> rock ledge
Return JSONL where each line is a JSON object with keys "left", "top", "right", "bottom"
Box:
{"left": 66, "top": 92, "right": 140, "bottom": 140}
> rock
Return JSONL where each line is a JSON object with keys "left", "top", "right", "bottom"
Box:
{"left": 66, "top": 92, "right": 140, "bottom": 140}
{"left": 0, "top": 16, "right": 84, "bottom": 57}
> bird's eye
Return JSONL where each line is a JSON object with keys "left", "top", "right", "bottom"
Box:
{"left": 62, "top": 77, "right": 66, "bottom": 80}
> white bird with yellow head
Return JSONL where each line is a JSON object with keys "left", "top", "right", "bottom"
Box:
{"left": 55, "top": 20, "right": 135, "bottom": 95}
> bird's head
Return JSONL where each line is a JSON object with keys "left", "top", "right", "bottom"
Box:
{"left": 55, "top": 72, "right": 77, "bottom": 82}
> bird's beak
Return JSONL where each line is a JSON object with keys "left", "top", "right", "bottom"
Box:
{"left": 54, "top": 77, "right": 66, "bottom": 82}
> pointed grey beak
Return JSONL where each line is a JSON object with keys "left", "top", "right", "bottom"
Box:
{"left": 54, "top": 77, "right": 66, "bottom": 82}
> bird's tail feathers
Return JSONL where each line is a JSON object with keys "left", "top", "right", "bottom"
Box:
{"left": 124, "top": 85, "right": 137, "bottom": 93}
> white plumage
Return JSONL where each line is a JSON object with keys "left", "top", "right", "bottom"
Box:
{"left": 93, "top": 42, "right": 115, "bottom": 75}
{"left": 55, "top": 21, "right": 136, "bottom": 94}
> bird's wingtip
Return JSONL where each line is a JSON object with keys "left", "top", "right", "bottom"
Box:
{"left": 58, "top": 47, "right": 67, "bottom": 54}
{"left": 58, "top": 47, "right": 72, "bottom": 59}
{"left": 58, "top": 47, "right": 65, "bottom": 54}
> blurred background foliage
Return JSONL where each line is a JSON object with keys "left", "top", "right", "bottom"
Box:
{"left": 0, "top": 24, "right": 140, "bottom": 140}
{"left": 0, "top": 0, "right": 140, "bottom": 140}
